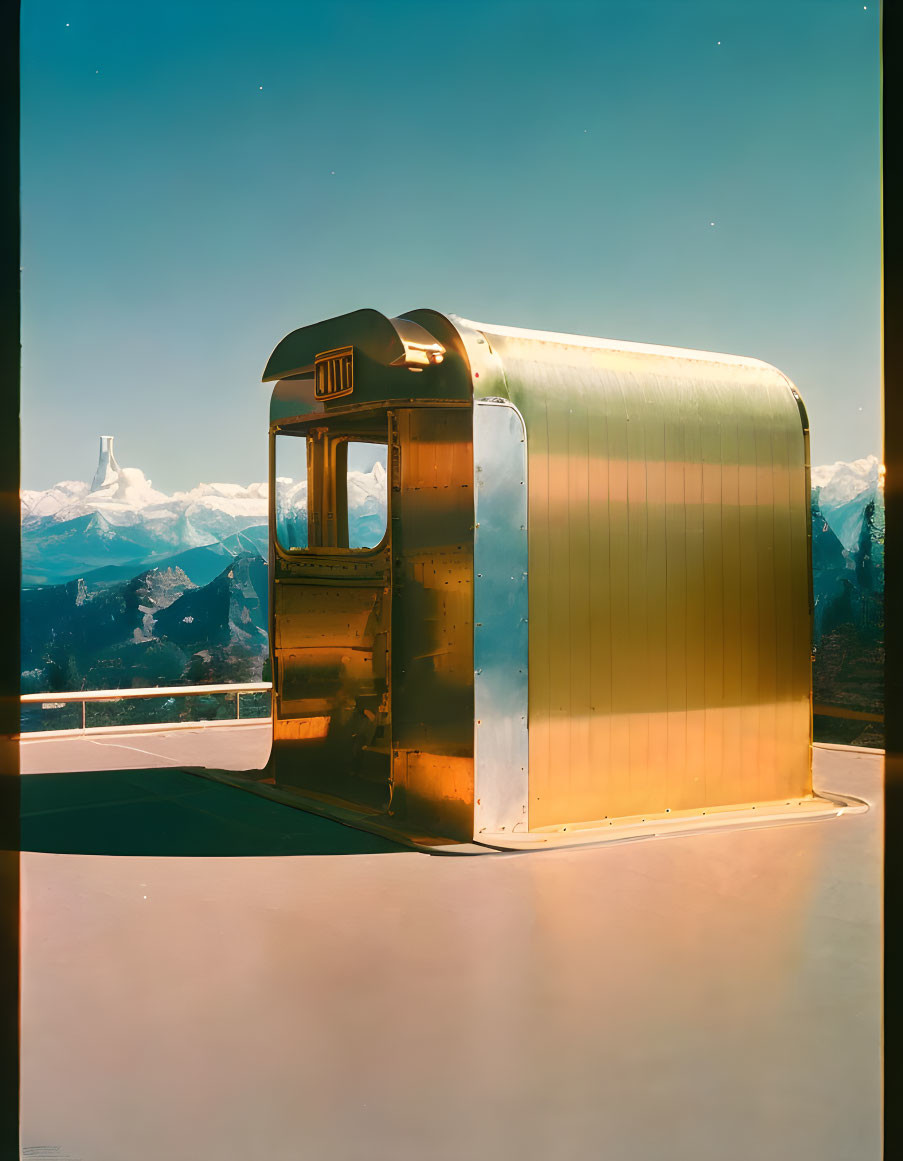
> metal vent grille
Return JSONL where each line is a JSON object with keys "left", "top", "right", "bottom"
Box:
{"left": 314, "top": 346, "right": 354, "bottom": 400}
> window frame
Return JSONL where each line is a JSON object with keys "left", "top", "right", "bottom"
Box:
{"left": 271, "top": 414, "right": 391, "bottom": 559}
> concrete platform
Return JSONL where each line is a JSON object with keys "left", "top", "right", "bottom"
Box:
{"left": 19, "top": 720, "right": 273, "bottom": 776}
{"left": 19, "top": 730, "right": 882, "bottom": 1161}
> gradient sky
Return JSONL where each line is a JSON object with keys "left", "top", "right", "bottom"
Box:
{"left": 21, "top": 0, "right": 881, "bottom": 493}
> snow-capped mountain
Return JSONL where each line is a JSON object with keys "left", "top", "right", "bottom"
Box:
{"left": 23, "top": 454, "right": 267, "bottom": 542}
{"left": 811, "top": 454, "right": 883, "bottom": 551}
{"left": 22, "top": 436, "right": 388, "bottom": 585}
{"left": 20, "top": 480, "right": 91, "bottom": 522}
{"left": 347, "top": 459, "right": 387, "bottom": 517}
{"left": 810, "top": 455, "right": 880, "bottom": 506}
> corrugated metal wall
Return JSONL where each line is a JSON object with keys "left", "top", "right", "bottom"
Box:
{"left": 481, "top": 333, "right": 812, "bottom": 830}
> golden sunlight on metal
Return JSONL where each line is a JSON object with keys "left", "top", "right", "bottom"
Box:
{"left": 390, "top": 340, "right": 446, "bottom": 370}
{"left": 274, "top": 715, "right": 331, "bottom": 741}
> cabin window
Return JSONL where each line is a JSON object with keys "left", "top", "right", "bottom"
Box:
{"left": 274, "top": 428, "right": 388, "bottom": 553}
{"left": 274, "top": 433, "right": 309, "bottom": 550}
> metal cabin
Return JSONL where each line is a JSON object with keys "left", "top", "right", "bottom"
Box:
{"left": 254, "top": 308, "right": 853, "bottom": 851}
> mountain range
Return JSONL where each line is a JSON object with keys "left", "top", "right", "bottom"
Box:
{"left": 22, "top": 439, "right": 883, "bottom": 582}
{"left": 22, "top": 436, "right": 386, "bottom": 586}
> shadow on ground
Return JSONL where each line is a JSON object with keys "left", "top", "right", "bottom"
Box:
{"left": 20, "top": 767, "right": 407, "bottom": 856}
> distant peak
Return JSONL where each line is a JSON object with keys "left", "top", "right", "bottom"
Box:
{"left": 90, "top": 435, "right": 121, "bottom": 492}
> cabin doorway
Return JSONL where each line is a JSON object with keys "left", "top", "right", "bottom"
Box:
{"left": 271, "top": 408, "right": 392, "bottom": 810}
{"left": 270, "top": 403, "right": 475, "bottom": 837}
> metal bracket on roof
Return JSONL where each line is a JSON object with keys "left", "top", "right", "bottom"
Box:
{"left": 389, "top": 340, "right": 446, "bottom": 371}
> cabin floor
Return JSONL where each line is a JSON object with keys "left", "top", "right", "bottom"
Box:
{"left": 19, "top": 728, "right": 881, "bottom": 1161}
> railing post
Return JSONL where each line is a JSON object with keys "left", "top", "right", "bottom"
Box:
{"left": 236, "top": 692, "right": 241, "bottom": 721}
{"left": 81, "top": 700, "right": 86, "bottom": 731}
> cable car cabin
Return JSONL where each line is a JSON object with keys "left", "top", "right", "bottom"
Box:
{"left": 253, "top": 307, "right": 849, "bottom": 851}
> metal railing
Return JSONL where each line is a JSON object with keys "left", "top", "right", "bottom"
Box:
{"left": 20, "top": 682, "right": 272, "bottom": 735}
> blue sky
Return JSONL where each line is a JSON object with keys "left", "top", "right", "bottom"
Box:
{"left": 21, "top": 0, "right": 880, "bottom": 492}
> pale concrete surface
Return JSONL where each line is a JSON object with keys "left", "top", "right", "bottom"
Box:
{"left": 19, "top": 740, "right": 882, "bottom": 1161}
{"left": 19, "top": 722, "right": 272, "bottom": 775}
